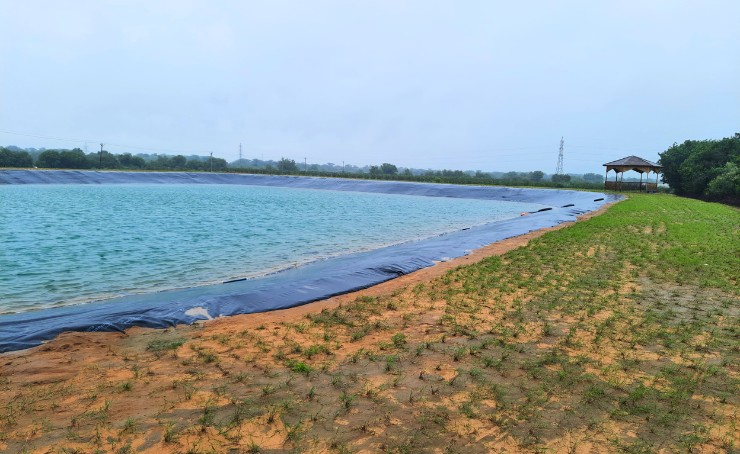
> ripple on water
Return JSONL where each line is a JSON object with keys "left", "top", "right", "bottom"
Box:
{"left": 0, "top": 184, "right": 542, "bottom": 313}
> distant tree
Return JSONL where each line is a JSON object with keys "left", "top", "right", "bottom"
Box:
{"left": 150, "top": 155, "right": 174, "bottom": 169}
{"left": 118, "top": 153, "right": 146, "bottom": 169}
{"left": 0, "top": 147, "right": 33, "bottom": 167}
{"left": 210, "top": 157, "right": 228, "bottom": 171}
{"left": 108, "top": 152, "right": 122, "bottom": 168}
{"left": 276, "top": 158, "right": 299, "bottom": 172}
{"left": 441, "top": 169, "right": 466, "bottom": 178}
{"left": 503, "top": 171, "right": 522, "bottom": 180}
{"left": 186, "top": 160, "right": 206, "bottom": 171}
{"left": 59, "top": 148, "right": 89, "bottom": 169}
{"left": 94, "top": 151, "right": 121, "bottom": 169}
{"left": 402, "top": 168, "right": 413, "bottom": 176}
{"left": 551, "top": 174, "right": 571, "bottom": 183}
{"left": 171, "top": 155, "right": 187, "bottom": 169}
{"left": 380, "top": 163, "right": 398, "bottom": 175}
{"left": 582, "top": 172, "right": 604, "bottom": 183}
{"left": 369, "top": 165, "right": 381, "bottom": 176}
{"left": 529, "top": 170, "right": 545, "bottom": 182}
{"left": 36, "top": 150, "right": 62, "bottom": 168}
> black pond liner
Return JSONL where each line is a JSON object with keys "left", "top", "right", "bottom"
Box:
{"left": 0, "top": 170, "right": 622, "bottom": 352}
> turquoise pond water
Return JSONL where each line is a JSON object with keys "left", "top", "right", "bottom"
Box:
{"left": 0, "top": 184, "right": 541, "bottom": 314}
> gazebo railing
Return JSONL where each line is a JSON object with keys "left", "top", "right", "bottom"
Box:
{"left": 604, "top": 181, "right": 657, "bottom": 192}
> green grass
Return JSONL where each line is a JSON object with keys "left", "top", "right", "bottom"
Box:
{"left": 434, "top": 194, "right": 738, "bottom": 449}
{"left": 146, "top": 338, "right": 185, "bottom": 352}
{"left": 285, "top": 359, "right": 313, "bottom": 376}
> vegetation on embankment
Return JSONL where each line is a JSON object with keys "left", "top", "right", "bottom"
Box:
{"left": 0, "top": 194, "right": 737, "bottom": 453}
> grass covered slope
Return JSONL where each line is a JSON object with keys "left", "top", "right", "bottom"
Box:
{"left": 1, "top": 194, "right": 738, "bottom": 453}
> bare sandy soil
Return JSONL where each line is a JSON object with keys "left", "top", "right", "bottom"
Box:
{"left": 2, "top": 201, "right": 736, "bottom": 453}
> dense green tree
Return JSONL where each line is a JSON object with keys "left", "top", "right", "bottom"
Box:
{"left": 551, "top": 174, "right": 571, "bottom": 183}
{"left": 582, "top": 173, "right": 603, "bottom": 183}
{"left": 439, "top": 169, "right": 466, "bottom": 178}
{"left": 36, "top": 150, "right": 62, "bottom": 168}
{"left": 379, "top": 163, "right": 398, "bottom": 175}
{"left": 186, "top": 160, "right": 205, "bottom": 171}
{"left": 210, "top": 157, "right": 228, "bottom": 171}
{"left": 118, "top": 153, "right": 146, "bottom": 169}
{"left": 88, "top": 151, "right": 121, "bottom": 169}
{"left": 659, "top": 141, "right": 697, "bottom": 195}
{"left": 0, "top": 147, "right": 33, "bottom": 167}
{"left": 59, "top": 148, "right": 89, "bottom": 169}
{"left": 150, "top": 155, "right": 175, "bottom": 169}
{"left": 659, "top": 133, "right": 739, "bottom": 201}
{"left": 705, "top": 162, "right": 739, "bottom": 198}
{"left": 529, "top": 170, "right": 544, "bottom": 182}
{"left": 171, "top": 155, "right": 187, "bottom": 169}
{"left": 276, "top": 158, "right": 299, "bottom": 172}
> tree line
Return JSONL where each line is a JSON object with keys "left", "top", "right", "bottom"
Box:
{"left": 1, "top": 146, "right": 607, "bottom": 189}
{"left": 0, "top": 147, "right": 228, "bottom": 171}
{"left": 659, "top": 133, "right": 739, "bottom": 204}
{"left": 239, "top": 158, "right": 603, "bottom": 189}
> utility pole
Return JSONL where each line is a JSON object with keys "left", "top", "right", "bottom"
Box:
{"left": 239, "top": 143, "right": 242, "bottom": 168}
{"left": 210, "top": 152, "right": 213, "bottom": 172}
{"left": 304, "top": 157, "right": 307, "bottom": 172}
{"left": 342, "top": 160, "right": 345, "bottom": 173}
{"left": 555, "top": 137, "right": 564, "bottom": 176}
{"left": 99, "top": 143, "right": 104, "bottom": 168}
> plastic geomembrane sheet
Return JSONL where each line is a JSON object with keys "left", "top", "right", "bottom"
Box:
{"left": 0, "top": 170, "right": 621, "bottom": 352}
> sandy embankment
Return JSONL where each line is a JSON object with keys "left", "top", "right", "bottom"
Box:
{"left": 0, "top": 203, "right": 615, "bottom": 453}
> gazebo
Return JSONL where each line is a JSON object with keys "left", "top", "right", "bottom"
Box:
{"left": 603, "top": 156, "right": 662, "bottom": 192}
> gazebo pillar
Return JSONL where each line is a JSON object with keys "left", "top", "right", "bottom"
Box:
{"left": 655, "top": 171, "right": 659, "bottom": 191}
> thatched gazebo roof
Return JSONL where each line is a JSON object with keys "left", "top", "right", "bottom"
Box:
{"left": 603, "top": 156, "right": 662, "bottom": 174}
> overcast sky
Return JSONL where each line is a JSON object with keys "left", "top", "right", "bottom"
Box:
{"left": 1, "top": 1, "right": 738, "bottom": 173}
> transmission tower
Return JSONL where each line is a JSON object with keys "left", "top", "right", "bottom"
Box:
{"left": 555, "top": 137, "right": 564, "bottom": 175}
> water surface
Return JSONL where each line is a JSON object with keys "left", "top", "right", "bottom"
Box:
{"left": 1, "top": 184, "right": 540, "bottom": 313}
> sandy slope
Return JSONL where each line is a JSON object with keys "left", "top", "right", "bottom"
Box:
{"left": 0, "top": 205, "right": 615, "bottom": 453}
